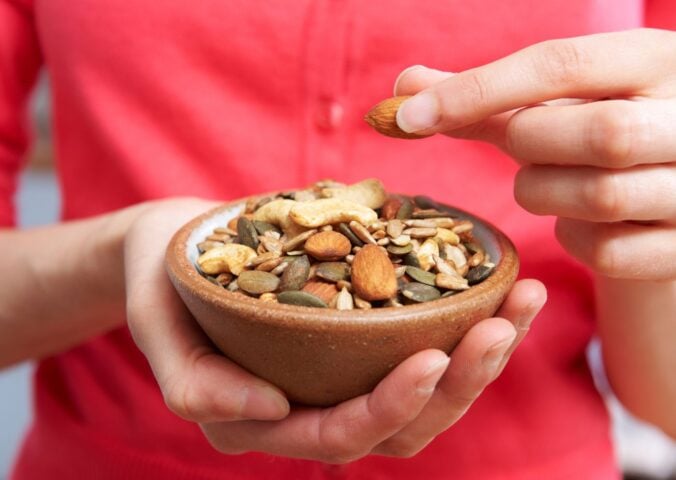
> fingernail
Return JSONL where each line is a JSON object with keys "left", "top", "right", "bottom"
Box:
{"left": 482, "top": 334, "right": 516, "bottom": 371}
{"left": 393, "top": 64, "right": 427, "bottom": 95}
{"left": 416, "top": 356, "right": 450, "bottom": 394}
{"left": 396, "top": 92, "right": 440, "bottom": 133}
{"left": 242, "top": 385, "right": 290, "bottom": 420}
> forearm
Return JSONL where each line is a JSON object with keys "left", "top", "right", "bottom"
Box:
{"left": 0, "top": 203, "right": 150, "bottom": 368}
{"left": 595, "top": 275, "right": 676, "bottom": 437}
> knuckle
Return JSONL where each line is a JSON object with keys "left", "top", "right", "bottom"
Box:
{"left": 583, "top": 172, "right": 627, "bottom": 221}
{"left": 588, "top": 105, "right": 647, "bottom": 168}
{"left": 454, "top": 71, "right": 491, "bottom": 113}
{"left": 317, "top": 429, "right": 363, "bottom": 465}
{"left": 588, "top": 228, "right": 621, "bottom": 276}
{"left": 534, "top": 40, "right": 591, "bottom": 86}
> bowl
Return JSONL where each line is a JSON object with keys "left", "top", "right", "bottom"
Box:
{"left": 165, "top": 194, "right": 519, "bottom": 407}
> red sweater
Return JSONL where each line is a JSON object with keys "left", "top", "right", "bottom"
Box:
{"left": 3, "top": 1, "right": 673, "bottom": 478}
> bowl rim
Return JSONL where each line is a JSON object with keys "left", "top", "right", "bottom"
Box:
{"left": 165, "top": 193, "right": 519, "bottom": 328}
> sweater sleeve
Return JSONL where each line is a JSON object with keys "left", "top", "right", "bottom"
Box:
{"left": 645, "top": 0, "right": 676, "bottom": 29}
{"left": 0, "top": 1, "right": 42, "bottom": 227}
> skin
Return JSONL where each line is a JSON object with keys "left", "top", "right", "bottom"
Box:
{"left": 394, "top": 28, "right": 676, "bottom": 437}
{"left": 1, "top": 27, "right": 671, "bottom": 463}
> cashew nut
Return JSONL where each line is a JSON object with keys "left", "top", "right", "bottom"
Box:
{"left": 417, "top": 238, "right": 439, "bottom": 271}
{"left": 252, "top": 199, "right": 308, "bottom": 238}
{"left": 289, "top": 198, "right": 378, "bottom": 228}
{"left": 320, "top": 178, "right": 387, "bottom": 209}
{"left": 197, "top": 243, "right": 257, "bottom": 276}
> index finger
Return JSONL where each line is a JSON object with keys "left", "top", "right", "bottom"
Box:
{"left": 395, "top": 29, "right": 673, "bottom": 134}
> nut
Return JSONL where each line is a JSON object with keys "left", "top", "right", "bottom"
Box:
{"left": 302, "top": 280, "right": 340, "bottom": 304}
{"left": 351, "top": 244, "right": 397, "bottom": 301}
{"left": 197, "top": 244, "right": 257, "bottom": 275}
{"left": 364, "top": 96, "right": 433, "bottom": 139}
{"left": 417, "top": 238, "right": 440, "bottom": 271}
{"left": 320, "top": 178, "right": 388, "bottom": 209}
{"left": 304, "top": 231, "right": 352, "bottom": 261}
{"left": 252, "top": 199, "right": 308, "bottom": 238}
{"left": 290, "top": 198, "right": 378, "bottom": 228}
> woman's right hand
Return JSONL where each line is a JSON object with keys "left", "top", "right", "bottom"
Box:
{"left": 124, "top": 197, "right": 546, "bottom": 463}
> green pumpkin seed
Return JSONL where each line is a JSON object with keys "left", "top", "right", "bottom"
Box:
{"left": 401, "top": 282, "right": 441, "bottom": 303}
{"left": 338, "top": 223, "right": 364, "bottom": 247}
{"left": 395, "top": 198, "right": 414, "bottom": 220}
{"left": 387, "top": 243, "right": 413, "bottom": 255}
{"left": 413, "top": 195, "right": 440, "bottom": 210}
{"left": 278, "top": 255, "right": 311, "bottom": 291}
{"left": 237, "top": 217, "right": 259, "bottom": 249}
{"left": 405, "top": 266, "right": 436, "bottom": 286}
{"left": 467, "top": 265, "right": 493, "bottom": 285}
{"left": 253, "top": 220, "right": 280, "bottom": 235}
{"left": 316, "top": 262, "right": 350, "bottom": 282}
{"left": 277, "top": 291, "right": 328, "bottom": 308}
{"left": 403, "top": 252, "right": 421, "bottom": 268}
{"left": 237, "top": 271, "right": 280, "bottom": 295}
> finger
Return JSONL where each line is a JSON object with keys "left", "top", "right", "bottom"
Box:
{"left": 394, "top": 65, "right": 453, "bottom": 96}
{"left": 515, "top": 163, "right": 676, "bottom": 222}
{"left": 394, "top": 29, "right": 676, "bottom": 134}
{"left": 503, "top": 99, "right": 676, "bottom": 168}
{"left": 373, "top": 279, "right": 546, "bottom": 457}
{"left": 125, "top": 201, "right": 290, "bottom": 422}
{"left": 555, "top": 218, "right": 676, "bottom": 280}
{"left": 202, "top": 349, "right": 449, "bottom": 463}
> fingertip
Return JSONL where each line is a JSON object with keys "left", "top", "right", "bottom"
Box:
{"left": 393, "top": 65, "right": 454, "bottom": 96}
{"left": 241, "top": 384, "right": 290, "bottom": 421}
{"left": 513, "top": 278, "right": 548, "bottom": 311}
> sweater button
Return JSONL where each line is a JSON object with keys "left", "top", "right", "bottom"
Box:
{"left": 315, "top": 98, "right": 343, "bottom": 131}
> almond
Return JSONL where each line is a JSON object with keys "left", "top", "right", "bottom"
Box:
{"left": 302, "top": 280, "right": 339, "bottom": 304}
{"left": 381, "top": 196, "right": 403, "bottom": 220}
{"left": 364, "top": 96, "right": 433, "bottom": 140}
{"left": 351, "top": 244, "right": 397, "bottom": 301}
{"left": 304, "top": 231, "right": 352, "bottom": 261}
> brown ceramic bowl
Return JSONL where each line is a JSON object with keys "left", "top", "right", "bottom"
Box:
{"left": 166, "top": 195, "right": 518, "bottom": 407}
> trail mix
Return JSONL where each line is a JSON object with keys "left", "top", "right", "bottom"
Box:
{"left": 195, "top": 179, "right": 495, "bottom": 309}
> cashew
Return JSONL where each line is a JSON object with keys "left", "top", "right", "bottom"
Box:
{"left": 197, "top": 244, "right": 257, "bottom": 276}
{"left": 252, "top": 199, "right": 308, "bottom": 238}
{"left": 320, "top": 178, "right": 387, "bottom": 209}
{"left": 417, "top": 238, "right": 439, "bottom": 271}
{"left": 290, "top": 198, "right": 378, "bottom": 228}
{"left": 444, "top": 244, "right": 468, "bottom": 270}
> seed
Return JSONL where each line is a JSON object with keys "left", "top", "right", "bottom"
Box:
{"left": 236, "top": 217, "right": 259, "bottom": 249}
{"left": 206, "top": 233, "right": 232, "bottom": 243}
{"left": 349, "top": 220, "right": 376, "bottom": 245}
{"left": 386, "top": 219, "right": 404, "bottom": 238}
{"left": 412, "top": 209, "right": 447, "bottom": 219}
{"left": 394, "top": 265, "right": 408, "bottom": 278}
{"left": 464, "top": 242, "right": 483, "bottom": 254}
{"left": 278, "top": 255, "right": 311, "bottom": 291}
{"left": 387, "top": 243, "right": 413, "bottom": 255}
{"left": 259, "top": 292, "right": 277, "bottom": 302}
{"left": 467, "top": 265, "right": 494, "bottom": 285}
{"left": 282, "top": 229, "right": 317, "bottom": 253}
{"left": 315, "top": 262, "right": 351, "bottom": 282}
{"left": 413, "top": 195, "right": 440, "bottom": 210}
{"left": 403, "top": 219, "right": 437, "bottom": 228}
{"left": 452, "top": 221, "right": 474, "bottom": 234}
{"left": 417, "top": 238, "right": 440, "bottom": 271}
{"left": 353, "top": 294, "right": 372, "bottom": 309}
{"left": 468, "top": 251, "right": 485, "bottom": 267}
{"left": 368, "top": 221, "right": 387, "bottom": 233}
{"left": 377, "top": 237, "right": 390, "bottom": 246}
{"left": 227, "top": 216, "right": 240, "bottom": 231}
{"left": 390, "top": 234, "right": 411, "bottom": 247}
{"left": 320, "top": 225, "right": 333, "bottom": 232}
{"left": 277, "top": 291, "right": 328, "bottom": 308}
{"left": 253, "top": 220, "right": 280, "bottom": 236}
{"left": 227, "top": 279, "right": 239, "bottom": 292}
{"left": 401, "top": 282, "right": 441, "bottom": 303}
{"left": 336, "top": 279, "right": 352, "bottom": 291}
{"left": 444, "top": 244, "right": 468, "bottom": 270}
{"left": 395, "top": 198, "right": 414, "bottom": 220}
{"left": 197, "top": 240, "right": 225, "bottom": 253}
{"left": 403, "top": 252, "right": 421, "bottom": 268}
{"left": 381, "top": 197, "right": 403, "bottom": 220}
{"left": 214, "top": 227, "right": 238, "bottom": 236}
{"left": 215, "top": 273, "right": 233, "bottom": 286}
{"left": 405, "top": 266, "right": 437, "bottom": 286}
{"left": 433, "top": 255, "right": 461, "bottom": 277}
{"left": 335, "top": 288, "right": 354, "bottom": 310}
{"left": 383, "top": 297, "right": 404, "bottom": 308}
{"left": 263, "top": 230, "right": 281, "bottom": 240}
{"left": 270, "top": 261, "right": 290, "bottom": 276}
{"left": 402, "top": 227, "right": 438, "bottom": 238}
{"left": 435, "top": 273, "right": 470, "bottom": 291}
{"left": 434, "top": 228, "right": 460, "bottom": 246}
{"left": 260, "top": 236, "right": 283, "bottom": 255}
{"left": 372, "top": 229, "right": 386, "bottom": 240}
{"left": 248, "top": 251, "right": 281, "bottom": 267}
{"left": 338, "top": 222, "right": 364, "bottom": 247}
{"left": 238, "top": 271, "right": 280, "bottom": 295}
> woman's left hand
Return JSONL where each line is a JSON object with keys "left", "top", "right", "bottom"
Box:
{"left": 394, "top": 28, "right": 676, "bottom": 281}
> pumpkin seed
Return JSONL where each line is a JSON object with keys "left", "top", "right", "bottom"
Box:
{"left": 413, "top": 195, "right": 440, "bottom": 210}
{"left": 401, "top": 282, "right": 441, "bottom": 303}
{"left": 387, "top": 243, "right": 413, "bottom": 255}
{"left": 405, "top": 266, "right": 437, "bottom": 286}
{"left": 395, "top": 198, "right": 414, "bottom": 219}
{"left": 467, "top": 265, "right": 494, "bottom": 285}
{"left": 237, "top": 217, "right": 259, "bottom": 249}
{"left": 315, "top": 262, "right": 350, "bottom": 282}
{"left": 253, "top": 220, "right": 280, "bottom": 235}
{"left": 278, "top": 255, "right": 310, "bottom": 291}
{"left": 338, "top": 222, "right": 364, "bottom": 247}
{"left": 277, "top": 291, "right": 328, "bottom": 308}
{"left": 238, "top": 271, "right": 280, "bottom": 295}
{"left": 403, "top": 252, "right": 421, "bottom": 268}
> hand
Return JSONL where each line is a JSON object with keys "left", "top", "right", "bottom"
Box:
{"left": 124, "top": 197, "right": 546, "bottom": 462}
{"left": 394, "top": 28, "right": 676, "bottom": 281}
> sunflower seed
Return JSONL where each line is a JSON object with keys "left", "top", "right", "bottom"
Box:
{"left": 336, "top": 287, "right": 354, "bottom": 310}
{"left": 349, "top": 220, "right": 376, "bottom": 245}
{"left": 435, "top": 273, "right": 470, "bottom": 291}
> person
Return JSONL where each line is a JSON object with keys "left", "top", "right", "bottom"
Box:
{"left": 1, "top": 0, "right": 674, "bottom": 478}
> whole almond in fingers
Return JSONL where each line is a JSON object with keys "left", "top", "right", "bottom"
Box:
{"left": 364, "top": 96, "right": 433, "bottom": 139}
{"left": 351, "top": 244, "right": 397, "bottom": 301}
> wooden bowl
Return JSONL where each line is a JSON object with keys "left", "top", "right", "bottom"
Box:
{"left": 165, "top": 195, "right": 518, "bottom": 407}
